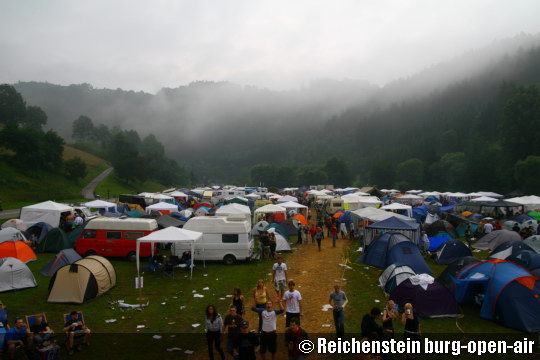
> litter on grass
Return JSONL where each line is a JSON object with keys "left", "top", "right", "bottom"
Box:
{"left": 119, "top": 301, "right": 149, "bottom": 309}
{"left": 339, "top": 264, "right": 353, "bottom": 270}
{"left": 202, "top": 287, "right": 210, "bottom": 290}
{"left": 322, "top": 324, "right": 331, "bottom": 328}
{"left": 374, "top": 299, "right": 381, "bottom": 303}
{"left": 180, "top": 306, "right": 186, "bottom": 310}
{"left": 105, "top": 319, "right": 117, "bottom": 323}
{"left": 322, "top": 304, "right": 333, "bottom": 312}
{"left": 356, "top": 247, "right": 363, "bottom": 252}
{"left": 219, "top": 298, "right": 226, "bottom": 300}
{"left": 225, "top": 295, "right": 233, "bottom": 298}
{"left": 192, "top": 323, "right": 200, "bottom": 328}
{"left": 137, "top": 325, "right": 145, "bottom": 329}
{"left": 167, "top": 348, "right": 182, "bottom": 352}
{"left": 193, "top": 294, "right": 204, "bottom": 298}
{"left": 185, "top": 350, "right": 194, "bottom": 354}
{"left": 160, "top": 302, "right": 166, "bottom": 305}
{"left": 203, "top": 274, "right": 208, "bottom": 277}
{"left": 153, "top": 335, "right": 162, "bottom": 340}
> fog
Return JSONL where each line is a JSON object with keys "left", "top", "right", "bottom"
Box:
{"left": 2, "top": 0, "right": 540, "bottom": 92}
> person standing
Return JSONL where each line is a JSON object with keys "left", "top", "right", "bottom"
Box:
{"left": 285, "top": 318, "right": 308, "bottom": 360}
{"left": 360, "top": 307, "right": 382, "bottom": 341}
{"left": 402, "top": 303, "right": 421, "bottom": 360}
{"left": 223, "top": 306, "right": 243, "bottom": 359}
{"left": 231, "top": 288, "right": 245, "bottom": 317}
{"left": 483, "top": 221, "right": 494, "bottom": 234}
{"left": 330, "top": 224, "right": 338, "bottom": 248}
{"left": 382, "top": 300, "right": 398, "bottom": 340}
{"left": 329, "top": 284, "right": 348, "bottom": 338}
{"left": 283, "top": 281, "right": 303, "bottom": 327}
{"left": 296, "top": 226, "right": 303, "bottom": 245}
{"left": 272, "top": 257, "right": 288, "bottom": 300}
{"left": 252, "top": 280, "right": 269, "bottom": 332}
{"left": 236, "top": 320, "right": 259, "bottom": 360}
{"left": 268, "top": 231, "right": 277, "bottom": 259}
{"left": 309, "top": 225, "right": 317, "bottom": 245}
{"left": 205, "top": 305, "right": 225, "bottom": 360}
{"left": 251, "top": 301, "right": 284, "bottom": 360}
{"left": 339, "top": 222, "right": 348, "bottom": 239}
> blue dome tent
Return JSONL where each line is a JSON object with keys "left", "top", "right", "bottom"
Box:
{"left": 434, "top": 239, "right": 472, "bottom": 264}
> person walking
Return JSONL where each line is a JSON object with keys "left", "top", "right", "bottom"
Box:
{"left": 330, "top": 224, "right": 338, "bottom": 248}
{"left": 315, "top": 226, "right": 324, "bottom": 251}
{"left": 329, "top": 284, "right": 348, "bottom": 338}
{"left": 205, "top": 305, "right": 226, "bottom": 360}
{"left": 283, "top": 281, "right": 303, "bottom": 327}
{"left": 339, "top": 222, "right": 348, "bottom": 239}
{"left": 231, "top": 288, "right": 245, "bottom": 317}
{"left": 272, "top": 257, "right": 288, "bottom": 300}
{"left": 236, "top": 320, "right": 259, "bottom": 360}
{"left": 252, "top": 280, "right": 270, "bottom": 332}
{"left": 251, "top": 301, "right": 284, "bottom": 360}
{"left": 309, "top": 225, "right": 317, "bottom": 245}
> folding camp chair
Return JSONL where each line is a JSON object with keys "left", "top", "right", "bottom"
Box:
{"left": 63, "top": 312, "right": 87, "bottom": 350}
{"left": 25, "top": 313, "right": 55, "bottom": 346}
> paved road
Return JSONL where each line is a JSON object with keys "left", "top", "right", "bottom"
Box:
{"left": 81, "top": 167, "right": 113, "bottom": 199}
{"left": 0, "top": 167, "right": 114, "bottom": 219}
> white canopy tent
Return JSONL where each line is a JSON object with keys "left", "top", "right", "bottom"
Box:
{"left": 20, "top": 201, "right": 74, "bottom": 227}
{"left": 341, "top": 194, "right": 363, "bottom": 203}
{"left": 353, "top": 191, "right": 370, "bottom": 196}
{"left": 136, "top": 227, "right": 202, "bottom": 279}
{"left": 254, "top": 204, "right": 287, "bottom": 214}
{"left": 477, "top": 191, "right": 504, "bottom": 199}
{"left": 278, "top": 201, "right": 307, "bottom": 210}
{"left": 357, "top": 196, "right": 383, "bottom": 208}
{"left": 506, "top": 195, "right": 540, "bottom": 211}
{"left": 380, "top": 203, "right": 413, "bottom": 217}
{"left": 151, "top": 194, "right": 174, "bottom": 201}
{"left": 168, "top": 191, "right": 189, "bottom": 199}
{"left": 245, "top": 193, "right": 261, "bottom": 200}
{"left": 83, "top": 199, "right": 117, "bottom": 209}
{"left": 471, "top": 196, "right": 498, "bottom": 203}
{"left": 277, "top": 195, "right": 298, "bottom": 203}
{"left": 146, "top": 202, "right": 178, "bottom": 213}
{"left": 215, "top": 204, "right": 252, "bottom": 221}
{"left": 351, "top": 207, "right": 416, "bottom": 223}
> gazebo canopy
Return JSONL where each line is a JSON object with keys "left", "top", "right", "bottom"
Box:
{"left": 84, "top": 200, "right": 117, "bottom": 209}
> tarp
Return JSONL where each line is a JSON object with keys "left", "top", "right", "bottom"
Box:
{"left": 156, "top": 215, "right": 186, "bottom": 228}
{"left": 0, "top": 257, "right": 36, "bottom": 292}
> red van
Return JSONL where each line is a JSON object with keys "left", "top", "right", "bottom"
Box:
{"left": 75, "top": 218, "right": 158, "bottom": 261}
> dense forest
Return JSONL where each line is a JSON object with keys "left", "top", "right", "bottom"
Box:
{"left": 10, "top": 36, "right": 540, "bottom": 193}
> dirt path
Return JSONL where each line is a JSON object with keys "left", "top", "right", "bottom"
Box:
{"left": 244, "top": 222, "right": 351, "bottom": 335}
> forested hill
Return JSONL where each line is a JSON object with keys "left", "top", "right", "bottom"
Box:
{"left": 11, "top": 37, "right": 540, "bottom": 193}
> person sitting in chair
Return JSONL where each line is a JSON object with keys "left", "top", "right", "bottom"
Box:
{"left": 63, "top": 311, "right": 91, "bottom": 355}
{"left": 30, "top": 315, "right": 53, "bottom": 346}
{"left": 5, "top": 318, "right": 30, "bottom": 359}
{"left": 180, "top": 250, "right": 192, "bottom": 268}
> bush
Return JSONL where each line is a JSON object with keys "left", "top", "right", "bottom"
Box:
{"left": 64, "top": 157, "right": 87, "bottom": 181}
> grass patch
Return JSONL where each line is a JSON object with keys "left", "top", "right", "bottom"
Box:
{"left": 95, "top": 171, "right": 166, "bottom": 199}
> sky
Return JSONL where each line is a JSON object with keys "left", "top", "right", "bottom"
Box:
{"left": 1, "top": 0, "right": 540, "bottom": 92}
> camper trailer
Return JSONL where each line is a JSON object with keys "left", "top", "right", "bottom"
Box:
{"left": 75, "top": 218, "right": 158, "bottom": 261}
{"left": 326, "top": 199, "right": 344, "bottom": 214}
{"left": 173, "top": 216, "right": 253, "bottom": 265}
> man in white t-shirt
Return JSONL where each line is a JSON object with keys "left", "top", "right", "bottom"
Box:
{"left": 484, "top": 222, "right": 494, "bottom": 234}
{"left": 272, "top": 257, "right": 288, "bottom": 299}
{"left": 283, "top": 281, "right": 302, "bottom": 328}
{"left": 251, "top": 301, "right": 284, "bottom": 360}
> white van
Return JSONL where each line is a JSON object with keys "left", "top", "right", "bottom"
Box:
{"left": 173, "top": 216, "right": 253, "bottom": 265}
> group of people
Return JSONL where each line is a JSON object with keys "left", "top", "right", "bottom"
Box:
{"left": 59, "top": 209, "right": 85, "bottom": 233}
{"left": 0, "top": 305, "right": 91, "bottom": 358}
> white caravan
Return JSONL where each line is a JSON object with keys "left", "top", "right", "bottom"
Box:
{"left": 172, "top": 216, "right": 253, "bottom": 265}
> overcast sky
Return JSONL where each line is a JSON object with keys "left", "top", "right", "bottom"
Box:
{"left": 1, "top": 0, "right": 539, "bottom": 92}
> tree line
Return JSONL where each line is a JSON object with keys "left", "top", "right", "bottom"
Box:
{"left": 0, "top": 85, "right": 87, "bottom": 181}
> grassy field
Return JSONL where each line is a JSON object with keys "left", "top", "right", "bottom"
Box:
{"left": 94, "top": 171, "right": 166, "bottom": 199}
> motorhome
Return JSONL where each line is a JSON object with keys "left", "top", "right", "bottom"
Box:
{"left": 75, "top": 218, "right": 158, "bottom": 261}
{"left": 172, "top": 215, "right": 253, "bottom": 265}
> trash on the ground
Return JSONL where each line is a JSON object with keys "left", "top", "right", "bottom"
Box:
{"left": 137, "top": 325, "right": 145, "bottom": 329}
{"left": 203, "top": 274, "right": 208, "bottom": 277}
{"left": 225, "top": 294, "right": 233, "bottom": 298}
{"left": 322, "top": 304, "right": 333, "bottom": 312}
{"left": 119, "top": 301, "right": 149, "bottom": 309}
{"left": 202, "top": 287, "right": 210, "bottom": 290}
{"left": 185, "top": 350, "right": 194, "bottom": 354}
{"left": 160, "top": 302, "right": 166, "bottom": 305}
{"left": 180, "top": 305, "right": 186, "bottom": 310}
{"left": 167, "top": 347, "right": 182, "bottom": 352}
{"left": 193, "top": 294, "right": 204, "bottom": 298}
{"left": 374, "top": 299, "right": 381, "bottom": 303}
{"left": 356, "top": 247, "right": 363, "bottom": 252}
{"left": 192, "top": 323, "right": 200, "bottom": 328}
{"left": 105, "top": 319, "right": 117, "bottom": 323}
{"left": 153, "top": 335, "right": 162, "bottom": 340}
{"left": 219, "top": 297, "right": 226, "bottom": 300}
{"left": 339, "top": 264, "right": 353, "bottom": 270}
{"left": 192, "top": 290, "right": 196, "bottom": 293}
{"left": 322, "top": 324, "right": 331, "bottom": 328}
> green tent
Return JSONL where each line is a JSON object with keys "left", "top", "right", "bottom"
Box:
{"left": 37, "top": 228, "right": 71, "bottom": 253}
{"left": 226, "top": 197, "right": 249, "bottom": 205}
{"left": 527, "top": 211, "right": 540, "bottom": 221}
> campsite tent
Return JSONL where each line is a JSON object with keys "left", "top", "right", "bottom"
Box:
{"left": 20, "top": 201, "right": 74, "bottom": 227}
{"left": 390, "top": 276, "right": 460, "bottom": 318}
{"left": 1, "top": 219, "right": 27, "bottom": 231}
{"left": 40, "top": 249, "right": 82, "bottom": 276}
{"left": 36, "top": 228, "right": 71, "bottom": 253}
{"left": 145, "top": 202, "right": 178, "bottom": 214}
{"left": 83, "top": 199, "right": 117, "bottom": 209}
{"left": 378, "top": 264, "right": 416, "bottom": 295}
{"left": 275, "top": 233, "right": 292, "bottom": 252}
{"left": 434, "top": 239, "right": 472, "bottom": 264}
{"left": 453, "top": 260, "right": 540, "bottom": 332}
{"left": 277, "top": 195, "right": 298, "bottom": 203}
{"left": 0, "top": 228, "right": 28, "bottom": 243}
{"left": 251, "top": 221, "right": 270, "bottom": 236}
{"left": 438, "top": 256, "right": 480, "bottom": 287}
{"left": 137, "top": 226, "right": 202, "bottom": 278}
{"left": 215, "top": 204, "right": 251, "bottom": 219}
{"left": 425, "top": 220, "right": 458, "bottom": 238}
{"left": 357, "top": 196, "right": 383, "bottom": 208}
{"left": 168, "top": 191, "right": 189, "bottom": 199}
{"left": 254, "top": 204, "right": 286, "bottom": 214}
{"left": 156, "top": 215, "right": 186, "bottom": 229}
{"left": 0, "top": 241, "right": 36, "bottom": 263}
{"left": 487, "top": 240, "right": 534, "bottom": 260}
{"left": 473, "top": 230, "right": 522, "bottom": 251}
{"left": 426, "top": 231, "right": 454, "bottom": 251}
{"left": 350, "top": 207, "right": 415, "bottom": 223}
{"left": 48, "top": 255, "right": 116, "bottom": 304}
{"left": 24, "top": 222, "right": 53, "bottom": 242}
{"left": 507, "top": 250, "right": 540, "bottom": 277}
{"left": 380, "top": 203, "right": 413, "bottom": 218}
{"left": 523, "top": 235, "right": 540, "bottom": 253}
{"left": 361, "top": 233, "right": 431, "bottom": 274}
{"left": 0, "top": 258, "right": 37, "bottom": 292}
{"left": 365, "top": 216, "right": 421, "bottom": 246}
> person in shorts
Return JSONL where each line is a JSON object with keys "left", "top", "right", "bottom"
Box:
{"left": 63, "top": 311, "right": 91, "bottom": 355}
{"left": 251, "top": 301, "right": 283, "bottom": 360}
{"left": 272, "top": 257, "right": 288, "bottom": 299}
{"left": 283, "top": 281, "right": 302, "bottom": 328}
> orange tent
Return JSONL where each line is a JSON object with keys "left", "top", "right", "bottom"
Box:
{"left": 461, "top": 211, "right": 473, "bottom": 217}
{"left": 293, "top": 214, "right": 308, "bottom": 226}
{"left": 333, "top": 212, "right": 345, "bottom": 219}
{"left": 0, "top": 241, "right": 37, "bottom": 263}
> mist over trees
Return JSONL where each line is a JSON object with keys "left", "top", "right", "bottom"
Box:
{"left": 10, "top": 36, "right": 540, "bottom": 193}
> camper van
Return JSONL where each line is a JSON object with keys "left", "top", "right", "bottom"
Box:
{"left": 75, "top": 218, "right": 158, "bottom": 261}
{"left": 326, "top": 198, "right": 344, "bottom": 214}
{"left": 173, "top": 216, "right": 253, "bottom": 265}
